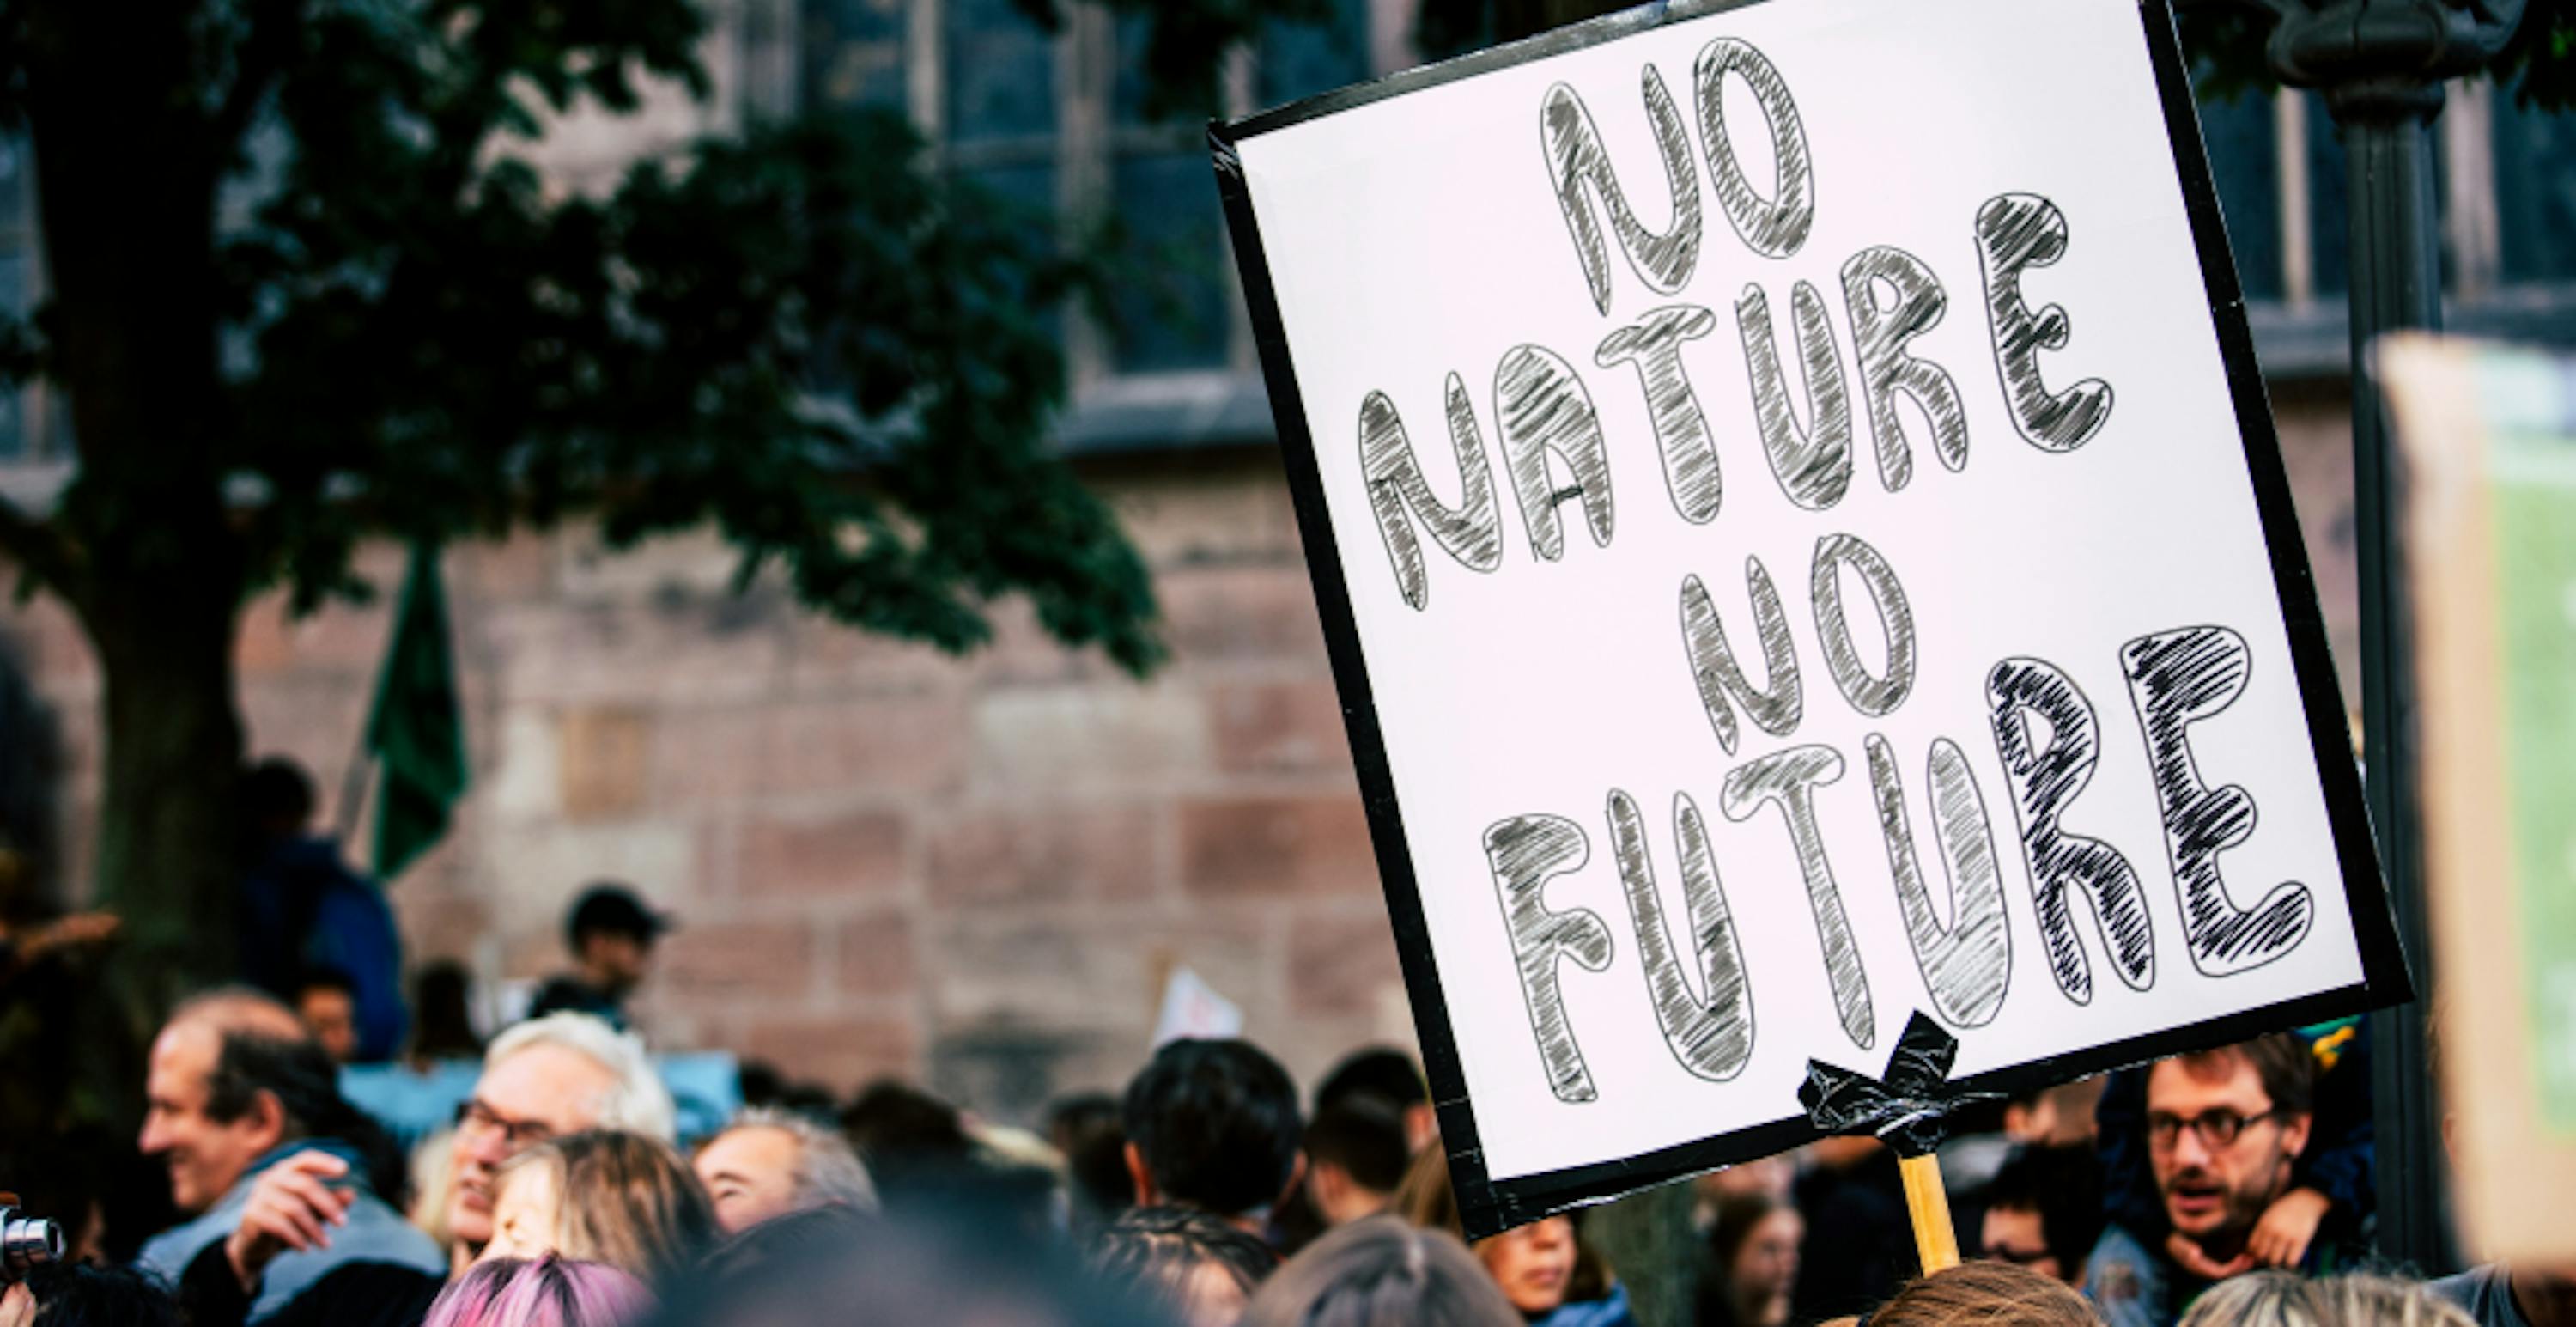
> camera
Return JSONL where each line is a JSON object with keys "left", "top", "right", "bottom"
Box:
{"left": 0, "top": 1196, "right": 64, "bottom": 1282}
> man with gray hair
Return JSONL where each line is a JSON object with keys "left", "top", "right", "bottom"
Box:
{"left": 693, "top": 1107, "right": 879, "bottom": 1233}
{"left": 439, "top": 1012, "right": 676, "bottom": 1263}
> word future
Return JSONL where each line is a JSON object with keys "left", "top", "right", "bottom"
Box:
{"left": 1354, "top": 39, "right": 2319, "bottom": 1104}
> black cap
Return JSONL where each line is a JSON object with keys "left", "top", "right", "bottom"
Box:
{"left": 565, "top": 882, "right": 674, "bottom": 948}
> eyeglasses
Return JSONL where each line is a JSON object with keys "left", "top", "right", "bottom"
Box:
{"left": 2146, "top": 1107, "right": 2281, "bottom": 1151}
{"left": 454, "top": 1098, "right": 557, "bottom": 1151}
{"left": 1979, "top": 1243, "right": 2057, "bottom": 1268}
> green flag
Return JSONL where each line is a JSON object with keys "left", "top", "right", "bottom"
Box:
{"left": 366, "top": 542, "right": 469, "bottom": 880}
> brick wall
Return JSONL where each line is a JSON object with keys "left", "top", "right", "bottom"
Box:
{"left": 0, "top": 394, "right": 2364, "bottom": 1119}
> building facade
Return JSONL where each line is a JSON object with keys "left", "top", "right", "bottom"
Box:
{"left": 1, "top": 0, "right": 2570, "bottom": 1117}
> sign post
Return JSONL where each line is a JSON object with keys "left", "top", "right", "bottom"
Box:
{"left": 1899, "top": 1159, "right": 1959, "bottom": 1275}
{"left": 1213, "top": 0, "right": 2414, "bottom": 1237}
{"left": 2178, "top": 0, "right": 2530, "bottom": 1268}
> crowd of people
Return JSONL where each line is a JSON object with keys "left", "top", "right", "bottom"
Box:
{"left": 0, "top": 760, "right": 2567, "bottom": 1327}
{"left": 3, "top": 983, "right": 2567, "bottom": 1327}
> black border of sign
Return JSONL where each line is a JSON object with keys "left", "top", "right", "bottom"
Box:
{"left": 1208, "top": 0, "right": 2412, "bottom": 1239}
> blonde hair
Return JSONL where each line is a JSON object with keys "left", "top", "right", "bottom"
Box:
{"left": 1393, "top": 1146, "right": 1463, "bottom": 1239}
{"left": 1868, "top": 1262, "right": 2099, "bottom": 1327}
{"left": 411, "top": 1125, "right": 459, "bottom": 1247}
{"left": 501, "top": 1131, "right": 718, "bottom": 1284}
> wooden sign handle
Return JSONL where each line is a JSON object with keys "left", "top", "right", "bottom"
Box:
{"left": 1898, "top": 1153, "right": 1961, "bottom": 1275}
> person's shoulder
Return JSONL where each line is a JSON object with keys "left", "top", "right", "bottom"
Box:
{"left": 137, "top": 1202, "right": 238, "bottom": 1280}
{"left": 2427, "top": 1265, "right": 2521, "bottom": 1327}
{"left": 2084, "top": 1222, "right": 2168, "bottom": 1323}
{"left": 2087, "top": 1221, "right": 2160, "bottom": 1263}
{"left": 1534, "top": 1282, "right": 1637, "bottom": 1327}
{"left": 135, "top": 1221, "right": 203, "bottom": 1279}
{"left": 270, "top": 1259, "right": 446, "bottom": 1327}
{"left": 343, "top": 1190, "right": 450, "bottom": 1274}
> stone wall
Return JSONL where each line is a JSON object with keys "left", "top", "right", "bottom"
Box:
{"left": 5, "top": 446, "right": 1416, "bottom": 1116}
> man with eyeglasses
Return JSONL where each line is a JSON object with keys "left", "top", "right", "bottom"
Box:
{"left": 436, "top": 1011, "right": 676, "bottom": 1269}
{"left": 2084, "top": 1034, "right": 2344, "bottom": 1327}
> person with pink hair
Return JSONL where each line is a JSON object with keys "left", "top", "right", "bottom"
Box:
{"left": 423, "top": 1257, "right": 652, "bottom": 1327}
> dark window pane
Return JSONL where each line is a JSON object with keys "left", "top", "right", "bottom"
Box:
{"left": 1109, "top": 153, "right": 1229, "bottom": 374}
{"left": 964, "top": 161, "right": 1056, "bottom": 215}
{"left": 2304, "top": 92, "right": 2351, "bottom": 297}
{"left": 0, "top": 137, "right": 25, "bottom": 234}
{"left": 947, "top": 0, "right": 1054, "bottom": 143}
{"left": 1258, "top": 0, "right": 1370, "bottom": 111}
{"left": 2496, "top": 96, "right": 2576, "bottom": 284}
{"left": 2196, "top": 88, "right": 2281, "bottom": 302}
{"left": 1112, "top": 14, "right": 1154, "bottom": 128}
{"left": 43, "top": 389, "right": 69, "bottom": 457}
{"left": 803, "top": 0, "right": 910, "bottom": 112}
{"left": 0, "top": 135, "right": 31, "bottom": 459}
{"left": 964, "top": 162, "right": 1064, "bottom": 350}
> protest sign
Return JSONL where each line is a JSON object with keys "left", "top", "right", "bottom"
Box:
{"left": 2381, "top": 335, "right": 2576, "bottom": 1265}
{"left": 1212, "top": 0, "right": 2412, "bottom": 1236}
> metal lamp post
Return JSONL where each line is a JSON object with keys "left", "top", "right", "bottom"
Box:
{"left": 2192, "top": 0, "right": 2527, "bottom": 1270}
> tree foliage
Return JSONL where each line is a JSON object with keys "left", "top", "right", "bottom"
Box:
{"left": 0, "top": 0, "right": 1175, "bottom": 676}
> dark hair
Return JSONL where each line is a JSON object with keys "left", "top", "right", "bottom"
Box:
{"left": 1707, "top": 1194, "right": 1790, "bottom": 1278}
{"left": 201, "top": 1029, "right": 409, "bottom": 1207}
{"left": 1239, "top": 1215, "right": 1516, "bottom": 1327}
{"left": 241, "top": 758, "right": 315, "bottom": 831}
{"left": 1048, "top": 1093, "right": 1133, "bottom": 1227}
{"left": 840, "top": 1080, "right": 972, "bottom": 1202}
{"left": 1122, "top": 1040, "right": 1303, "bottom": 1218}
{"left": 201, "top": 1032, "right": 340, "bottom": 1135}
{"left": 654, "top": 1196, "right": 1162, "bottom": 1327}
{"left": 564, "top": 884, "right": 665, "bottom": 949}
{"left": 21, "top": 1261, "right": 182, "bottom": 1327}
{"left": 693, "top": 1205, "right": 878, "bottom": 1287}
{"left": 2166, "top": 1035, "right": 2315, "bottom": 1117}
{"left": 1091, "top": 1206, "right": 1278, "bottom": 1318}
{"left": 292, "top": 965, "right": 356, "bottom": 1001}
{"left": 410, "top": 960, "right": 484, "bottom": 1060}
{"left": 1315, "top": 1049, "right": 1427, "bottom": 1116}
{"left": 1867, "top": 1262, "right": 2099, "bottom": 1327}
{"left": 1303, "top": 1099, "right": 1410, "bottom": 1195}
{"left": 1981, "top": 1146, "right": 2105, "bottom": 1274}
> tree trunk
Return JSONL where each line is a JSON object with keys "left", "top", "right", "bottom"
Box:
{"left": 86, "top": 587, "right": 247, "bottom": 1030}
{"left": 21, "top": 0, "right": 243, "bottom": 1039}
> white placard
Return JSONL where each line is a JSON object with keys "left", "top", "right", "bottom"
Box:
{"left": 1216, "top": 0, "right": 2406, "bottom": 1230}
